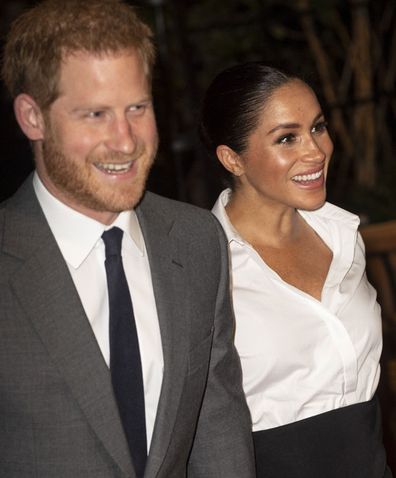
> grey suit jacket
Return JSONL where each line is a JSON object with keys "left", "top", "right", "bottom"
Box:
{"left": 0, "top": 176, "right": 255, "bottom": 478}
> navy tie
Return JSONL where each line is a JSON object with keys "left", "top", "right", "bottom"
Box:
{"left": 102, "top": 227, "right": 147, "bottom": 478}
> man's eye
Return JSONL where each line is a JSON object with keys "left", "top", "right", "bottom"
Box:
{"left": 85, "top": 111, "right": 105, "bottom": 119}
{"left": 128, "top": 104, "right": 147, "bottom": 115}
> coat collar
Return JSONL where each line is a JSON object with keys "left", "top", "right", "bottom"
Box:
{"left": 136, "top": 192, "right": 191, "bottom": 476}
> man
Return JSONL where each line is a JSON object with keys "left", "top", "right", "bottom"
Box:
{"left": 0, "top": 1, "right": 255, "bottom": 477}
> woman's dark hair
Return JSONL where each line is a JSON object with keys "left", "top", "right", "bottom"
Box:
{"left": 199, "top": 62, "right": 295, "bottom": 158}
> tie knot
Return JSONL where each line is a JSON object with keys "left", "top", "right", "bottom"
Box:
{"left": 102, "top": 227, "right": 123, "bottom": 258}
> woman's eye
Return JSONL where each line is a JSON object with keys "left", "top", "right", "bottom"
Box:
{"left": 312, "top": 120, "right": 328, "bottom": 133}
{"left": 276, "top": 133, "right": 296, "bottom": 145}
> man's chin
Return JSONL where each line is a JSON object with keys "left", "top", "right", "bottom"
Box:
{"left": 90, "top": 190, "right": 146, "bottom": 213}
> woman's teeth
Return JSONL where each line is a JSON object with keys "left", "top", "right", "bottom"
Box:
{"left": 292, "top": 170, "right": 323, "bottom": 182}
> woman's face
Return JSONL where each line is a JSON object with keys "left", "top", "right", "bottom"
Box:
{"left": 234, "top": 79, "right": 333, "bottom": 212}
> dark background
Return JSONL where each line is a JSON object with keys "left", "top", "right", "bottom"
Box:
{"left": 1, "top": 0, "right": 395, "bottom": 471}
{"left": 1, "top": 0, "right": 395, "bottom": 222}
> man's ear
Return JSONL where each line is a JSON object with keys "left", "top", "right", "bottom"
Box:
{"left": 13, "top": 93, "right": 45, "bottom": 141}
{"left": 216, "top": 144, "right": 244, "bottom": 177}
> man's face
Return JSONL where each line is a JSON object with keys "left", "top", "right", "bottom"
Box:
{"left": 35, "top": 49, "right": 158, "bottom": 224}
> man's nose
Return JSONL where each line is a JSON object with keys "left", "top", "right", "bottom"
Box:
{"left": 105, "top": 117, "right": 136, "bottom": 155}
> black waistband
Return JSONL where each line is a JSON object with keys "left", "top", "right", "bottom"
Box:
{"left": 253, "top": 396, "right": 391, "bottom": 478}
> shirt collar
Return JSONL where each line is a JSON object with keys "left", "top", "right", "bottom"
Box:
{"left": 298, "top": 201, "right": 360, "bottom": 249}
{"left": 212, "top": 189, "right": 246, "bottom": 246}
{"left": 33, "top": 172, "right": 144, "bottom": 269}
{"left": 213, "top": 189, "right": 360, "bottom": 240}
{"left": 299, "top": 202, "right": 360, "bottom": 288}
{"left": 299, "top": 201, "right": 359, "bottom": 228}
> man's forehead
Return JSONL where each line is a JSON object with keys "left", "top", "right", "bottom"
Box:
{"left": 60, "top": 47, "right": 138, "bottom": 63}
{"left": 52, "top": 49, "right": 151, "bottom": 103}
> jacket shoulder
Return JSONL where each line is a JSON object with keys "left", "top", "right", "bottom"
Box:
{"left": 140, "top": 191, "right": 218, "bottom": 227}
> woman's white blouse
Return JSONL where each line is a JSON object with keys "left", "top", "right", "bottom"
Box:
{"left": 212, "top": 189, "right": 382, "bottom": 431}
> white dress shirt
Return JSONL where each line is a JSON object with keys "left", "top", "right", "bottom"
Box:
{"left": 33, "top": 173, "right": 163, "bottom": 450}
{"left": 212, "top": 188, "right": 382, "bottom": 431}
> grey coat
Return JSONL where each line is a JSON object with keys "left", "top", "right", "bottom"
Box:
{"left": 0, "top": 176, "right": 255, "bottom": 478}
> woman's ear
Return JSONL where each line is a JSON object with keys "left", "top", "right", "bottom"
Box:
{"left": 13, "top": 94, "right": 45, "bottom": 141}
{"left": 216, "top": 145, "right": 245, "bottom": 177}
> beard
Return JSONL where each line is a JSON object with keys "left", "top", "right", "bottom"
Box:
{"left": 40, "top": 131, "right": 156, "bottom": 214}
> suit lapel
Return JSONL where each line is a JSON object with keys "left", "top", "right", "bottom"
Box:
{"left": 3, "top": 179, "right": 135, "bottom": 478}
{"left": 136, "top": 194, "right": 191, "bottom": 477}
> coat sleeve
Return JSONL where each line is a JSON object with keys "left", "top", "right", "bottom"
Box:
{"left": 187, "top": 217, "right": 256, "bottom": 478}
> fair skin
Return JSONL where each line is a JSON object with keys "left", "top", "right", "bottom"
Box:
{"left": 216, "top": 80, "right": 334, "bottom": 300}
{"left": 14, "top": 48, "right": 158, "bottom": 225}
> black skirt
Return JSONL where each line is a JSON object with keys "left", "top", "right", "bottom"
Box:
{"left": 253, "top": 396, "right": 392, "bottom": 478}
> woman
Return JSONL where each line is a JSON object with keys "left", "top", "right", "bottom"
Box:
{"left": 199, "top": 63, "right": 392, "bottom": 477}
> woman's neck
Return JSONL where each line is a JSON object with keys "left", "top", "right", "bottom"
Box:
{"left": 225, "top": 189, "right": 304, "bottom": 248}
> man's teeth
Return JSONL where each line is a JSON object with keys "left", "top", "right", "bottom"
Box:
{"left": 292, "top": 170, "right": 323, "bottom": 182}
{"left": 95, "top": 161, "right": 133, "bottom": 173}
